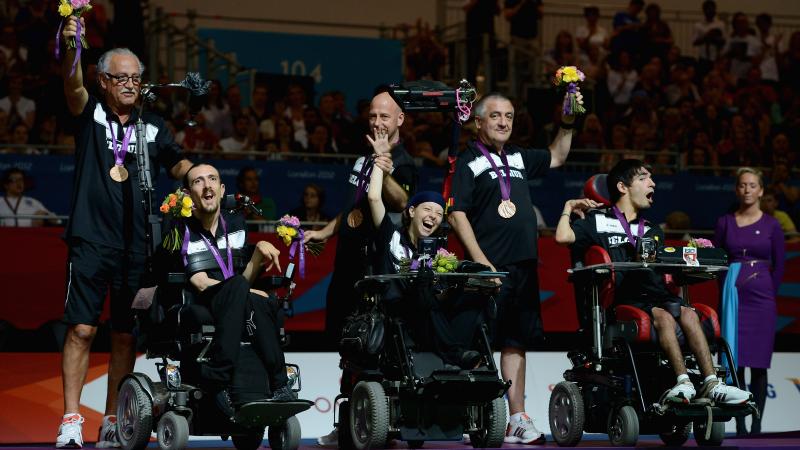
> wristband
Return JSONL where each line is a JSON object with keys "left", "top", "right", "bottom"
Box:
{"left": 560, "top": 122, "right": 576, "bottom": 130}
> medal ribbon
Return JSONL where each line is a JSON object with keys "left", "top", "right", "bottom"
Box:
{"left": 353, "top": 155, "right": 374, "bottom": 204}
{"left": 612, "top": 206, "right": 645, "bottom": 248}
{"left": 107, "top": 120, "right": 134, "bottom": 167}
{"left": 475, "top": 141, "right": 511, "bottom": 201}
{"left": 181, "top": 215, "right": 234, "bottom": 280}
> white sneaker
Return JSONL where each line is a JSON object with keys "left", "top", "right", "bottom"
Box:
{"left": 56, "top": 413, "right": 84, "bottom": 449}
{"left": 665, "top": 381, "right": 696, "bottom": 403}
{"left": 317, "top": 427, "right": 338, "bottom": 446}
{"left": 504, "top": 412, "right": 546, "bottom": 444}
{"left": 701, "top": 379, "right": 753, "bottom": 405}
{"left": 96, "top": 415, "right": 121, "bottom": 448}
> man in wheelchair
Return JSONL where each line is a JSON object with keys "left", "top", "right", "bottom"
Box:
{"left": 555, "top": 159, "right": 751, "bottom": 405}
{"left": 180, "top": 163, "right": 297, "bottom": 417}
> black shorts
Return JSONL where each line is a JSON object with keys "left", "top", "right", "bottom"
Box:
{"left": 492, "top": 259, "right": 542, "bottom": 350}
{"left": 63, "top": 239, "right": 146, "bottom": 333}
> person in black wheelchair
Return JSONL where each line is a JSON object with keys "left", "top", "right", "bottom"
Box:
{"left": 180, "top": 163, "right": 297, "bottom": 415}
{"left": 556, "top": 159, "right": 752, "bottom": 405}
{"left": 367, "top": 132, "right": 482, "bottom": 369}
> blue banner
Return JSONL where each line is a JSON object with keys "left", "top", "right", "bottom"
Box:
{"left": 0, "top": 154, "right": 747, "bottom": 229}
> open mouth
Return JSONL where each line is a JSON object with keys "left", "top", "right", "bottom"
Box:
{"left": 203, "top": 192, "right": 215, "bottom": 201}
{"left": 421, "top": 218, "right": 435, "bottom": 233}
{"left": 646, "top": 192, "right": 654, "bottom": 202}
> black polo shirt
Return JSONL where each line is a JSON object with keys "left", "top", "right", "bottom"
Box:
{"left": 182, "top": 211, "right": 247, "bottom": 282}
{"left": 66, "top": 95, "right": 183, "bottom": 252}
{"left": 450, "top": 140, "right": 550, "bottom": 267}
{"left": 570, "top": 208, "right": 671, "bottom": 304}
{"left": 375, "top": 214, "right": 416, "bottom": 275}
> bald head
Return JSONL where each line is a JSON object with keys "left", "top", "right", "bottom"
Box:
{"left": 369, "top": 92, "right": 404, "bottom": 144}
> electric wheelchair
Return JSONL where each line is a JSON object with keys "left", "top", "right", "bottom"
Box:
{"left": 117, "top": 243, "right": 312, "bottom": 450}
{"left": 547, "top": 175, "right": 756, "bottom": 447}
{"left": 334, "top": 267, "right": 511, "bottom": 450}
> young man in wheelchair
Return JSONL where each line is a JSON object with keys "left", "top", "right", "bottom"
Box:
{"left": 180, "top": 163, "right": 297, "bottom": 417}
{"left": 365, "top": 130, "right": 483, "bottom": 370}
{"left": 555, "top": 159, "right": 751, "bottom": 405}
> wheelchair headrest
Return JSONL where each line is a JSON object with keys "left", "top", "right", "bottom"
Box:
{"left": 584, "top": 174, "right": 610, "bottom": 206}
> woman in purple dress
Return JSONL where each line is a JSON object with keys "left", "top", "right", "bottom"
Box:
{"left": 715, "top": 167, "right": 785, "bottom": 435}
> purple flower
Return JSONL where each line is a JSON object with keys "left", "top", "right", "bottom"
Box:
{"left": 70, "top": 0, "right": 90, "bottom": 8}
{"left": 279, "top": 214, "right": 301, "bottom": 228}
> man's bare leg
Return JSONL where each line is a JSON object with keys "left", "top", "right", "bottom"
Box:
{"left": 501, "top": 347, "right": 526, "bottom": 414}
{"left": 651, "top": 308, "right": 686, "bottom": 375}
{"left": 104, "top": 331, "right": 136, "bottom": 415}
{"left": 62, "top": 324, "right": 97, "bottom": 413}
{"left": 678, "top": 306, "right": 715, "bottom": 378}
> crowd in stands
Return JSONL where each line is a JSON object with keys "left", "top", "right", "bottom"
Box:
{"left": 2, "top": 0, "right": 800, "bottom": 230}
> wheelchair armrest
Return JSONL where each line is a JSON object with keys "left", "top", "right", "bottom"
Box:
{"left": 168, "top": 272, "right": 187, "bottom": 284}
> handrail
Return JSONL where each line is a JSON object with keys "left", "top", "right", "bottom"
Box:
{"left": 167, "top": 12, "right": 391, "bottom": 35}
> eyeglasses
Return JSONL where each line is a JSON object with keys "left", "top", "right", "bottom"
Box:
{"left": 104, "top": 72, "right": 142, "bottom": 85}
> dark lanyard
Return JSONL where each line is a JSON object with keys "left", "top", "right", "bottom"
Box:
{"left": 612, "top": 206, "right": 645, "bottom": 247}
{"left": 182, "top": 215, "right": 234, "bottom": 279}
{"left": 4, "top": 196, "right": 21, "bottom": 227}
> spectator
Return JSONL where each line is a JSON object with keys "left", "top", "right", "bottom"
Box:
{"left": 725, "top": 12, "right": 761, "bottom": 82}
{"left": 243, "top": 83, "right": 275, "bottom": 151}
{"left": 2, "top": 123, "right": 37, "bottom": 154}
{"left": 31, "top": 112, "right": 59, "bottom": 152}
{"left": 607, "top": 51, "right": 638, "bottom": 107}
{"left": 641, "top": 3, "right": 673, "bottom": 63}
{"left": 766, "top": 132, "right": 792, "bottom": 167}
{"left": 463, "top": 0, "right": 499, "bottom": 86}
{"left": 755, "top": 13, "right": 782, "bottom": 83}
{"left": 661, "top": 210, "right": 692, "bottom": 240}
{"left": 575, "top": 113, "right": 605, "bottom": 165}
{"left": 664, "top": 64, "right": 701, "bottom": 105}
{"left": 284, "top": 83, "right": 308, "bottom": 142}
{"left": 265, "top": 117, "right": 300, "bottom": 157}
{"left": 199, "top": 80, "right": 230, "bottom": 140}
{"left": 767, "top": 159, "right": 799, "bottom": 216}
{"left": 303, "top": 123, "right": 335, "bottom": 162}
{"left": 0, "top": 73, "right": 35, "bottom": 130}
{"left": 761, "top": 187, "right": 800, "bottom": 242}
{"left": 692, "top": 0, "right": 726, "bottom": 74}
{"left": 411, "top": 139, "right": 445, "bottom": 168}
{"left": 13, "top": 0, "right": 56, "bottom": 73}
{"left": 297, "top": 106, "right": 322, "bottom": 149}
{"left": 404, "top": 19, "right": 448, "bottom": 81}
{"left": 217, "top": 114, "right": 253, "bottom": 154}
{"left": 610, "top": 0, "right": 644, "bottom": 63}
{"left": 175, "top": 113, "right": 218, "bottom": 154}
{"left": 0, "top": 168, "right": 51, "bottom": 226}
{"left": 318, "top": 92, "right": 342, "bottom": 150}
{"left": 633, "top": 63, "right": 663, "bottom": 106}
{"left": 575, "top": 6, "right": 608, "bottom": 56}
{"left": 542, "top": 30, "right": 578, "bottom": 76}
{"left": 222, "top": 83, "right": 247, "bottom": 139}
{"left": 504, "top": 0, "right": 542, "bottom": 90}
{"left": 236, "top": 166, "right": 277, "bottom": 222}
{"left": 0, "top": 23, "right": 28, "bottom": 72}
{"left": 289, "top": 183, "right": 331, "bottom": 231}
{"left": 686, "top": 130, "right": 720, "bottom": 176}
{"left": 779, "top": 31, "right": 800, "bottom": 89}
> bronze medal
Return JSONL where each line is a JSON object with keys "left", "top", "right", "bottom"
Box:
{"left": 347, "top": 208, "right": 363, "bottom": 228}
{"left": 498, "top": 199, "right": 516, "bottom": 219}
{"left": 109, "top": 165, "right": 129, "bottom": 182}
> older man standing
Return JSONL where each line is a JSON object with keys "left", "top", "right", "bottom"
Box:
{"left": 449, "top": 92, "right": 578, "bottom": 444}
{"left": 56, "top": 16, "right": 192, "bottom": 448}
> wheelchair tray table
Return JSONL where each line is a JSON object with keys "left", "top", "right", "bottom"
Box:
{"left": 364, "top": 271, "right": 507, "bottom": 287}
{"left": 234, "top": 400, "right": 313, "bottom": 428}
{"left": 569, "top": 262, "right": 727, "bottom": 285}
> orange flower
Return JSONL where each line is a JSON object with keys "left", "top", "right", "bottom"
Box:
{"left": 159, "top": 204, "right": 169, "bottom": 213}
{"left": 169, "top": 197, "right": 177, "bottom": 207}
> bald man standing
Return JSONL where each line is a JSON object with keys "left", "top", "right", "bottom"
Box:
{"left": 305, "top": 88, "right": 417, "bottom": 446}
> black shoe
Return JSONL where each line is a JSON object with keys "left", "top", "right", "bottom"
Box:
{"left": 271, "top": 385, "right": 298, "bottom": 402}
{"left": 215, "top": 389, "right": 236, "bottom": 419}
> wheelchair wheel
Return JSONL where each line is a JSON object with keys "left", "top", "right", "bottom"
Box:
{"left": 231, "top": 430, "right": 264, "bottom": 450}
{"left": 659, "top": 422, "right": 691, "bottom": 446}
{"left": 157, "top": 412, "right": 189, "bottom": 450}
{"left": 694, "top": 420, "right": 725, "bottom": 446}
{"left": 468, "top": 397, "right": 506, "bottom": 449}
{"left": 349, "top": 381, "right": 389, "bottom": 450}
{"left": 268, "top": 416, "right": 301, "bottom": 450}
{"left": 549, "top": 381, "right": 585, "bottom": 447}
{"left": 338, "top": 400, "right": 354, "bottom": 450}
{"left": 117, "top": 378, "right": 154, "bottom": 450}
{"left": 607, "top": 405, "right": 639, "bottom": 447}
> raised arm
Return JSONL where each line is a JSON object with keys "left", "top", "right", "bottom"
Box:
{"left": 61, "top": 16, "right": 89, "bottom": 116}
{"left": 555, "top": 198, "right": 600, "bottom": 244}
{"left": 368, "top": 155, "right": 388, "bottom": 228}
{"left": 549, "top": 90, "right": 583, "bottom": 168}
{"left": 243, "top": 241, "right": 282, "bottom": 283}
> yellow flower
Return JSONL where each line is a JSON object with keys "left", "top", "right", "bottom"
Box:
{"left": 562, "top": 66, "right": 579, "bottom": 83}
{"left": 286, "top": 227, "right": 298, "bottom": 237}
{"left": 58, "top": 1, "right": 73, "bottom": 17}
{"left": 180, "top": 207, "right": 192, "bottom": 217}
{"left": 181, "top": 196, "right": 192, "bottom": 208}
{"left": 282, "top": 236, "right": 292, "bottom": 246}
{"left": 276, "top": 225, "right": 288, "bottom": 237}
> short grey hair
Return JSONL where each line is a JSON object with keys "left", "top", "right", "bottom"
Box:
{"left": 97, "top": 48, "right": 145, "bottom": 75}
{"left": 473, "top": 92, "right": 513, "bottom": 119}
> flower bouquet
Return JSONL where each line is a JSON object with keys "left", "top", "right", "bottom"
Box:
{"left": 276, "top": 215, "right": 324, "bottom": 278}
{"left": 687, "top": 237, "right": 714, "bottom": 248}
{"left": 399, "top": 248, "right": 459, "bottom": 274}
{"left": 56, "top": 0, "right": 92, "bottom": 77}
{"left": 160, "top": 189, "right": 193, "bottom": 252}
{"left": 553, "top": 66, "right": 586, "bottom": 116}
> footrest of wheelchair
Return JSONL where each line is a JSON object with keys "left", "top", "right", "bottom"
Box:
{"left": 661, "top": 401, "right": 755, "bottom": 419}
{"left": 234, "top": 400, "right": 313, "bottom": 428}
{"left": 416, "top": 371, "right": 507, "bottom": 403}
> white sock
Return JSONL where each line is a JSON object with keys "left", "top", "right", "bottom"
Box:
{"left": 704, "top": 374, "right": 717, "bottom": 384}
{"left": 676, "top": 373, "right": 690, "bottom": 384}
